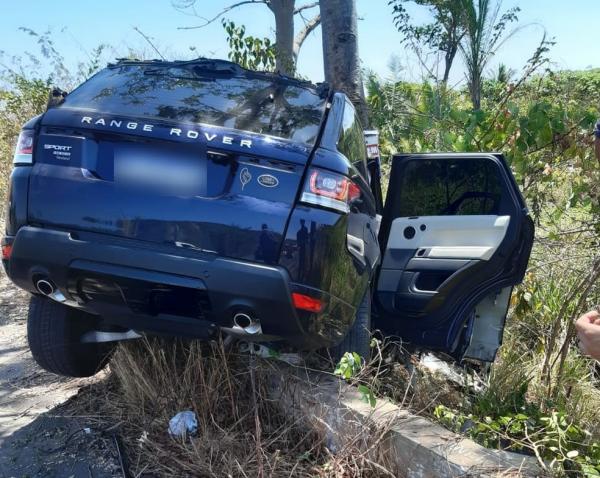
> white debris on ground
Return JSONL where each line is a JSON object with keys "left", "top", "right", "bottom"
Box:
{"left": 419, "top": 352, "right": 486, "bottom": 393}
{"left": 238, "top": 341, "right": 303, "bottom": 365}
{"left": 419, "top": 352, "right": 466, "bottom": 387}
{"left": 168, "top": 410, "right": 198, "bottom": 438}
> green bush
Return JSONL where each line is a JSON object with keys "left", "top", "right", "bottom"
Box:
{"left": 435, "top": 405, "right": 600, "bottom": 476}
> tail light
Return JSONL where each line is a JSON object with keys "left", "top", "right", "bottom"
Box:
{"left": 13, "top": 130, "right": 34, "bottom": 165}
{"left": 292, "top": 292, "right": 324, "bottom": 313}
{"left": 300, "top": 168, "right": 361, "bottom": 213}
{"left": 1, "top": 244, "right": 12, "bottom": 260}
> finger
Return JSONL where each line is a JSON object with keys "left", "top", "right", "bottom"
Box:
{"left": 578, "top": 320, "right": 600, "bottom": 336}
{"left": 577, "top": 311, "right": 600, "bottom": 325}
{"left": 576, "top": 317, "right": 595, "bottom": 332}
{"left": 584, "top": 310, "right": 600, "bottom": 322}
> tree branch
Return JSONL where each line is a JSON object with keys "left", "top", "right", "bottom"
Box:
{"left": 176, "top": 0, "right": 268, "bottom": 30}
{"left": 133, "top": 27, "right": 166, "bottom": 60}
{"left": 293, "top": 14, "right": 320, "bottom": 58}
{"left": 294, "top": 2, "right": 318, "bottom": 15}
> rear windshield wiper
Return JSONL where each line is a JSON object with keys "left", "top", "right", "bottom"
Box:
{"left": 143, "top": 61, "right": 239, "bottom": 80}
{"left": 143, "top": 68, "right": 217, "bottom": 81}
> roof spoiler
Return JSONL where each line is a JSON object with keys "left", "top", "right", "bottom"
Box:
{"left": 108, "top": 57, "right": 330, "bottom": 97}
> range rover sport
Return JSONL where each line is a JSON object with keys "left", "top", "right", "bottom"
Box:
{"left": 2, "top": 58, "right": 534, "bottom": 377}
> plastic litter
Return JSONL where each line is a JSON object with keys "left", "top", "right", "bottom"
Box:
{"left": 419, "top": 352, "right": 465, "bottom": 386}
{"left": 168, "top": 410, "right": 198, "bottom": 438}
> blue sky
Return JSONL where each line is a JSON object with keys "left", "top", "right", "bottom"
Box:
{"left": 0, "top": 0, "right": 595, "bottom": 85}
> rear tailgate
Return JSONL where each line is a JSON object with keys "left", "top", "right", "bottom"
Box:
{"left": 29, "top": 107, "right": 312, "bottom": 264}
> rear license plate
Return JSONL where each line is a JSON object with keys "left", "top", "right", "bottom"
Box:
{"left": 114, "top": 146, "right": 206, "bottom": 195}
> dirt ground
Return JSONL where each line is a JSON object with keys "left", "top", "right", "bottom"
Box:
{"left": 0, "top": 270, "right": 123, "bottom": 478}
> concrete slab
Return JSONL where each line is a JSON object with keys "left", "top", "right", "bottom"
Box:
{"left": 268, "top": 365, "right": 541, "bottom": 477}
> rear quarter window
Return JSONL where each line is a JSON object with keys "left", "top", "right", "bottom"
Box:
{"left": 337, "top": 101, "right": 368, "bottom": 178}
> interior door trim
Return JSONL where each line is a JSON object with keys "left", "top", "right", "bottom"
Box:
{"left": 425, "top": 246, "right": 495, "bottom": 260}
{"left": 385, "top": 215, "right": 510, "bottom": 262}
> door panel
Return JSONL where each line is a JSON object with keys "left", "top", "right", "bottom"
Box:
{"left": 386, "top": 215, "right": 510, "bottom": 260}
{"left": 375, "top": 153, "right": 534, "bottom": 360}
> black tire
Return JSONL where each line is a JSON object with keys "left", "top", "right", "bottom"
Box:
{"left": 27, "top": 295, "right": 114, "bottom": 377}
{"left": 331, "top": 289, "right": 372, "bottom": 362}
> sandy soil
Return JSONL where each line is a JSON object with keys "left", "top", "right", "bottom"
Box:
{"left": 0, "top": 270, "right": 122, "bottom": 478}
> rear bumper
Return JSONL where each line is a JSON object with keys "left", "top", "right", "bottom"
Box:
{"left": 5, "top": 227, "right": 355, "bottom": 348}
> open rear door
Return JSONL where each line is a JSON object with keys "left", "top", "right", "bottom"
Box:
{"left": 375, "top": 153, "right": 534, "bottom": 361}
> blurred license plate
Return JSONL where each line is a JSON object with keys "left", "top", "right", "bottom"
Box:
{"left": 115, "top": 149, "right": 204, "bottom": 195}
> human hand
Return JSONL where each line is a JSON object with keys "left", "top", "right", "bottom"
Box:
{"left": 575, "top": 310, "right": 600, "bottom": 360}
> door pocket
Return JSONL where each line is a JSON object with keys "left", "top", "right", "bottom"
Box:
{"left": 411, "top": 259, "right": 473, "bottom": 294}
{"left": 413, "top": 271, "right": 453, "bottom": 292}
{"left": 406, "top": 258, "right": 471, "bottom": 292}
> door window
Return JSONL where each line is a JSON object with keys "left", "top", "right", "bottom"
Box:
{"left": 338, "top": 101, "right": 368, "bottom": 179}
{"left": 397, "top": 157, "right": 502, "bottom": 217}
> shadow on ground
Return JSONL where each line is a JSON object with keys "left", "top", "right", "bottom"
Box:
{"left": 0, "top": 392, "right": 123, "bottom": 478}
{"left": 0, "top": 270, "right": 122, "bottom": 477}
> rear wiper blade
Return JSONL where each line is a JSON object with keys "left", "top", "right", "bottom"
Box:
{"left": 192, "top": 65, "right": 237, "bottom": 78}
{"left": 143, "top": 58, "right": 239, "bottom": 73}
{"left": 143, "top": 68, "right": 217, "bottom": 81}
{"left": 143, "top": 59, "right": 239, "bottom": 78}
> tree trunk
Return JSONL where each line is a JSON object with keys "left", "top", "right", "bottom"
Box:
{"left": 469, "top": 68, "right": 481, "bottom": 110}
{"left": 442, "top": 44, "right": 458, "bottom": 84}
{"left": 269, "top": 0, "right": 296, "bottom": 76}
{"left": 320, "top": 0, "right": 369, "bottom": 127}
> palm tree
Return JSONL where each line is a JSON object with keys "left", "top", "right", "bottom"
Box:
{"left": 459, "top": 0, "right": 520, "bottom": 110}
{"left": 494, "top": 63, "right": 515, "bottom": 84}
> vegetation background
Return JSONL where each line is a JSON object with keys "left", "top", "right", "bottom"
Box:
{"left": 1, "top": 1, "right": 599, "bottom": 476}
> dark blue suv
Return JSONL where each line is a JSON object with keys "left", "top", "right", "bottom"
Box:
{"left": 2, "top": 59, "right": 534, "bottom": 377}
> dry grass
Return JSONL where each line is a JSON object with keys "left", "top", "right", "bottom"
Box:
{"left": 367, "top": 338, "right": 466, "bottom": 416}
{"left": 96, "top": 338, "right": 324, "bottom": 477}
{"left": 76, "top": 338, "right": 398, "bottom": 477}
{"left": 60, "top": 333, "right": 538, "bottom": 477}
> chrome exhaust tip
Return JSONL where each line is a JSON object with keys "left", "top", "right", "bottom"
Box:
{"left": 233, "top": 312, "right": 252, "bottom": 328}
{"left": 36, "top": 279, "right": 55, "bottom": 296}
{"left": 35, "top": 278, "right": 67, "bottom": 303}
{"left": 233, "top": 312, "right": 262, "bottom": 335}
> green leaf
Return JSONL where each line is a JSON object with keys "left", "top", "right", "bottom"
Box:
{"left": 358, "top": 385, "right": 377, "bottom": 408}
{"left": 580, "top": 465, "right": 600, "bottom": 477}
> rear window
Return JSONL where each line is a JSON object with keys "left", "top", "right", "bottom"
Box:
{"left": 62, "top": 65, "right": 327, "bottom": 145}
